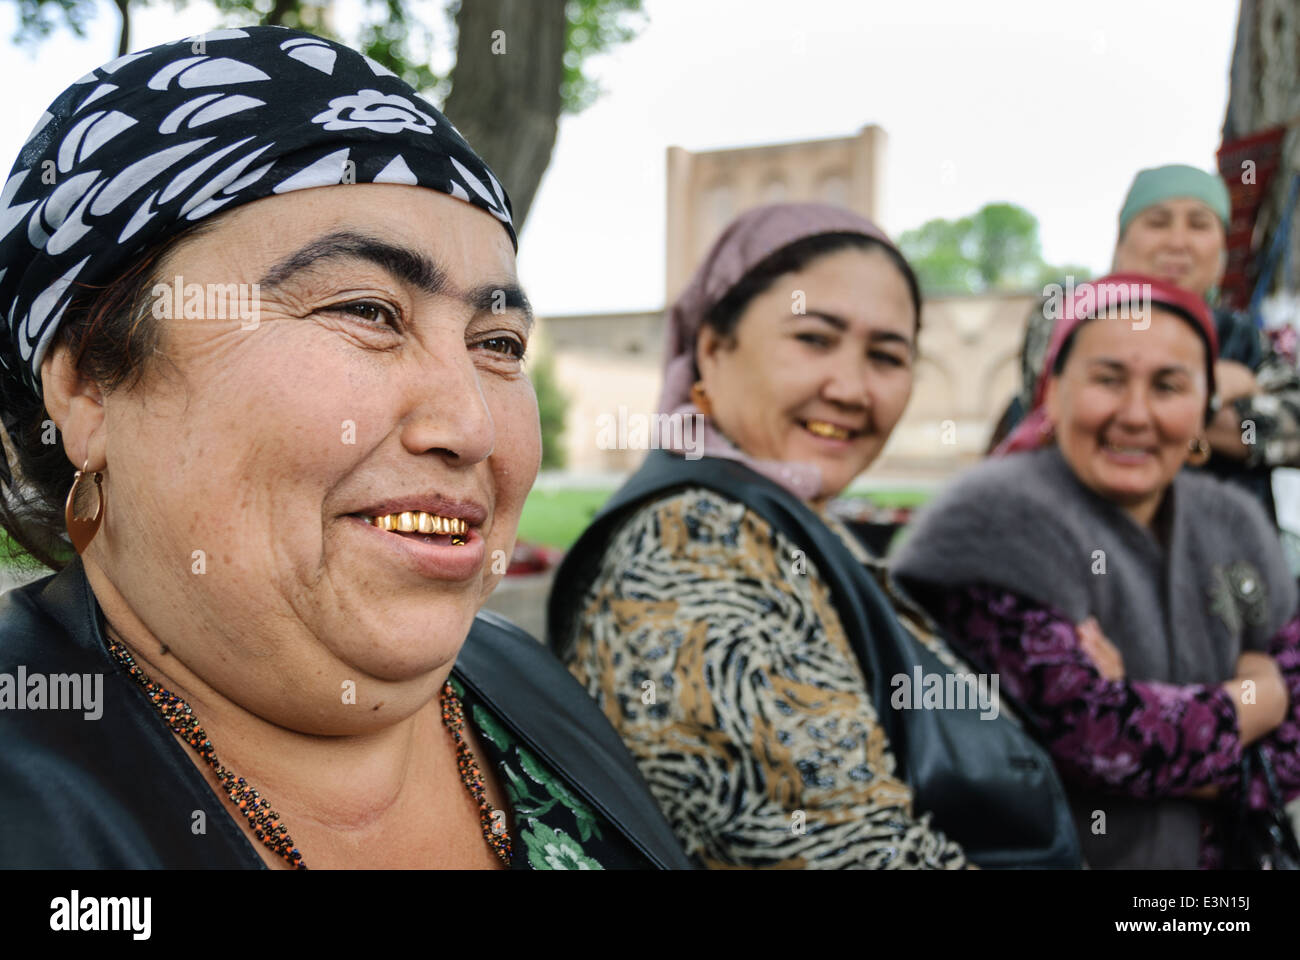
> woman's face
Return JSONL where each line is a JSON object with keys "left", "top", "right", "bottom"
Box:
{"left": 1045, "top": 307, "right": 1207, "bottom": 522}
{"left": 1112, "top": 198, "right": 1226, "bottom": 298}
{"left": 84, "top": 184, "right": 539, "bottom": 732}
{"left": 696, "top": 246, "right": 917, "bottom": 499}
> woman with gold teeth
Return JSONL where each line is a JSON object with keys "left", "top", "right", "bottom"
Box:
{"left": 0, "top": 26, "right": 689, "bottom": 871}
{"left": 548, "top": 203, "right": 1081, "bottom": 869}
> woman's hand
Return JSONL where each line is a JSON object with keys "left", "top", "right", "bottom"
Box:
{"left": 1214, "top": 360, "right": 1259, "bottom": 405}
{"left": 1223, "top": 651, "right": 1289, "bottom": 745}
{"left": 1077, "top": 617, "right": 1124, "bottom": 681}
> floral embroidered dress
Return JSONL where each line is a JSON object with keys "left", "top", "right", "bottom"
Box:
{"left": 451, "top": 677, "right": 648, "bottom": 870}
{"left": 559, "top": 485, "right": 971, "bottom": 870}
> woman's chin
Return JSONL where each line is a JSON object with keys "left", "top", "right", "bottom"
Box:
{"left": 321, "top": 604, "right": 477, "bottom": 683}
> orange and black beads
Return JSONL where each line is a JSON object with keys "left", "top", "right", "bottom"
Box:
{"left": 441, "top": 681, "right": 513, "bottom": 865}
{"left": 107, "top": 636, "right": 511, "bottom": 869}
{"left": 106, "top": 638, "right": 307, "bottom": 869}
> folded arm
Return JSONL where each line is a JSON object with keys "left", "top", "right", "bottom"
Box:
{"left": 932, "top": 585, "right": 1250, "bottom": 800}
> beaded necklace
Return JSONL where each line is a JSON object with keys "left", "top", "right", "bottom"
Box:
{"left": 105, "top": 635, "right": 513, "bottom": 868}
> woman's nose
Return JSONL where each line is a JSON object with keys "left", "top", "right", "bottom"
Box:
{"left": 1165, "top": 222, "right": 1194, "bottom": 250}
{"left": 1114, "top": 383, "right": 1154, "bottom": 428}
{"left": 398, "top": 349, "right": 496, "bottom": 464}
{"left": 821, "top": 356, "right": 872, "bottom": 408}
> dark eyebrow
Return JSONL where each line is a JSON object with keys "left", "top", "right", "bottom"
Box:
{"left": 468, "top": 282, "right": 534, "bottom": 331}
{"left": 259, "top": 230, "right": 446, "bottom": 295}
{"left": 1088, "top": 358, "right": 1193, "bottom": 377}
{"left": 258, "top": 229, "right": 533, "bottom": 331}
{"left": 794, "top": 310, "right": 913, "bottom": 347}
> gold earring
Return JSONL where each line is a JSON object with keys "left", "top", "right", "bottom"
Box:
{"left": 65, "top": 459, "right": 104, "bottom": 554}
{"left": 690, "top": 381, "right": 713, "bottom": 417}
{"left": 1187, "top": 436, "right": 1211, "bottom": 466}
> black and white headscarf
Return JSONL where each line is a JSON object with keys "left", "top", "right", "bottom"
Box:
{"left": 0, "top": 25, "right": 516, "bottom": 404}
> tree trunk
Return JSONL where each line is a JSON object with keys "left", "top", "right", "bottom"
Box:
{"left": 1224, "top": 0, "right": 1300, "bottom": 298}
{"left": 443, "top": 0, "right": 568, "bottom": 234}
{"left": 114, "top": 0, "right": 131, "bottom": 56}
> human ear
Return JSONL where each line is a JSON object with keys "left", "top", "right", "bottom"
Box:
{"left": 695, "top": 323, "right": 731, "bottom": 385}
{"left": 40, "top": 342, "right": 107, "bottom": 472}
{"left": 1043, "top": 375, "right": 1063, "bottom": 428}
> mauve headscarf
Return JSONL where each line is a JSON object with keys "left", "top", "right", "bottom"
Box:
{"left": 994, "top": 273, "right": 1219, "bottom": 456}
{"left": 656, "top": 202, "right": 902, "bottom": 500}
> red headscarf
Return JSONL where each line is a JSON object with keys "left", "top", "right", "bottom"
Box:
{"left": 994, "top": 273, "right": 1219, "bottom": 456}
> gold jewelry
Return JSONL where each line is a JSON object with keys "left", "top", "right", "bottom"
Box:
{"left": 64, "top": 459, "right": 104, "bottom": 554}
{"left": 1188, "top": 435, "right": 1212, "bottom": 466}
{"left": 689, "top": 381, "right": 712, "bottom": 417}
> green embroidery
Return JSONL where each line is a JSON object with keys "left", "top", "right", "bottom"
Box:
{"left": 464, "top": 691, "right": 613, "bottom": 866}
{"left": 470, "top": 703, "right": 515, "bottom": 752}
{"left": 521, "top": 822, "right": 603, "bottom": 870}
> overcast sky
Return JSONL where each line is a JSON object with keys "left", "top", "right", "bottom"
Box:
{"left": 0, "top": 0, "right": 1241, "bottom": 315}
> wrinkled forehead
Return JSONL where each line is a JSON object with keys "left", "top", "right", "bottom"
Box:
{"left": 1128, "top": 196, "right": 1223, "bottom": 224}
{"left": 1068, "top": 307, "right": 1208, "bottom": 370}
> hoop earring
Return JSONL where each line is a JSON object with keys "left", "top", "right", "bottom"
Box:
{"left": 690, "top": 381, "right": 713, "bottom": 417}
{"left": 65, "top": 460, "right": 104, "bottom": 554}
{"left": 1187, "top": 436, "right": 1212, "bottom": 467}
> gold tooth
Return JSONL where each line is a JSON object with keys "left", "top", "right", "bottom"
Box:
{"left": 807, "top": 420, "right": 848, "bottom": 439}
{"left": 370, "top": 511, "right": 469, "bottom": 535}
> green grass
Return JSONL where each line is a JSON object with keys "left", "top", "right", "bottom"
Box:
{"left": 839, "top": 488, "right": 933, "bottom": 508}
{"left": 517, "top": 486, "right": 932, "bottom": 550}
{"left": 517, "top": 488, "right": 617, "bottom": 549}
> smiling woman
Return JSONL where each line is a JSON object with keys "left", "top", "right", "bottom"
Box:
{"left": 893, "top": 275, "right": 1300, "bottom": 869}
{"left": 0, "top": 26, "right": 689, "bottom": 871}
{"left": 548, "top": 203, "right": 1081, "bottom": 869}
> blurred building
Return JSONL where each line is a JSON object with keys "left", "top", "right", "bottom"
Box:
{"left": 664, "top": 126, "right": 887, "bottom": 304}
{"left": 538, "top": 127, "right": 1037, "bottom": 483}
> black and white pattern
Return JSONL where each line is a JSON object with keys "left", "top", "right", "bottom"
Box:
{"left": 563, "top": 487, "right": 970, "bottom": 870}
{"left": 0, "top": 25, "right": 515, "bottom": 401}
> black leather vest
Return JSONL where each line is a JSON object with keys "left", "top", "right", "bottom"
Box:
{"left": 549, "top": 451, "right": 1082, "bottom": 869}
{"left": 0, "top": 557, "right": 691, "bottom": 869}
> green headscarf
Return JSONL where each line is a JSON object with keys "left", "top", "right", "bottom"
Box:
{"left": 1118, "top": 164, "right": 1230, "bottom": 236}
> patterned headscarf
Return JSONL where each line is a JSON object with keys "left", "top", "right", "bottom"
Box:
{"left": 657, "top": 202, "right": 906, "bottom": 501}
{"left": 0, "top": 25, "right": 515, "bottom": 408}
{"left": 994, "top": 273, "right": 1219, "bottom": 456}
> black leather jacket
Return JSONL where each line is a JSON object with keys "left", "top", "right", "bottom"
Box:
{"left": 0, "top": 557, "right": 691, "bottom": 869}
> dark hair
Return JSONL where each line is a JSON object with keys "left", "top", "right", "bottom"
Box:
{"left": 0, "top": 216, "right": 227, "bottom": 571}
{"left": 702, "top": 232, "right": 923, "bottom": 347}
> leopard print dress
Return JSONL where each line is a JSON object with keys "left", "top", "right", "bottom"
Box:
{"left": 561, "top": 486, "right": 971, "bottom": 869}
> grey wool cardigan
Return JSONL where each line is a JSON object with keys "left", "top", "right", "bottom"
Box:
{"left": 891, "top": 445, "right": 1298, "bottom": 869}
